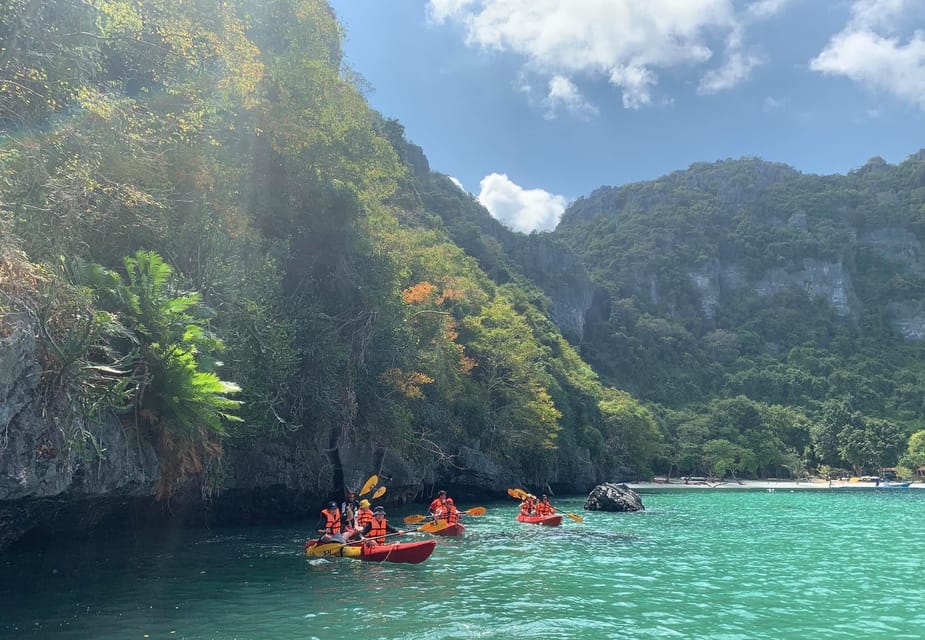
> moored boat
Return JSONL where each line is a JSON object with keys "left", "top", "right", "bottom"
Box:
{"left": 516, "top": 513, "right": 563, "bottom": 526}
{"left": 832, "top": 481, "right": 913, "bottom": 490}
{"left": 305, "top": 538, "right": 437, "bottom": 564}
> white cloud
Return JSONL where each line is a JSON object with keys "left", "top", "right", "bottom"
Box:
{"left": 763, "top": 96, "right": 784, "bottom": 110}
{"left": 542, "top": 75, "right": 599, "bottom": 119}
{"left": 746, "top": 0, "right": 794, "bottom": 20}
{"left": 427, "top": 0, "right": 787, "bottom": 111}
{"left": 477, "top": 173, "right": 567, "bottom": 233}
{"left": 810, "top": 0, "right": 925, "bottom": 110}
{"left": 448, "top": 175, "right": 466, "bottom": 191}
{"left": 699, "top": 51, "right": 764, "bottom": 94}
{"left": 610, "top": 65, "right": 657, "bottom": 109}
{"left": 427, "top": 0, "right": 478, "bottom": 23}
{"left": 847, "top": 0, "right": 920, "bottom": 32}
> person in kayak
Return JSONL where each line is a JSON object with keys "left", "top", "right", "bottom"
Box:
{"left": 435, "top": 498, "right": 460, "bottom": 525}
{"left": 535, "top": 494, "right": 556, "bottom": 517}
{"left": 519, "top": 494, "right": 537, "bottom": 516}
{"left": 428, "top": 490, "right": 447, "bottom": 517}
{"left": 345, "top": 498, "right": 375, "bottom": 541}
{"left": 358, "top": 507, "right": 403, "bottom": 545}
{"left": 316, "top": 501, "right": 342, "bottom": 542}
{"left": 341, "top": 490, "right": 359, "bottom": 531}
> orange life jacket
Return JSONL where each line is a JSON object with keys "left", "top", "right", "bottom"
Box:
{"left": 321, "top": 508, "right": 341, "bottom": 534}
{"left": 367, "top": 518, "right": 387, "bottom": 543}
{"left": 536, "top": 501, "right": 554, "bottom": 516}
{"left": 428, "top": 497, "right": 445, "bottom": 513}
{"left": 356, "top": 507, "right": 374, "bottom": 527}
{"left": 437, "top": 505, "right": 459, "bottom": 524}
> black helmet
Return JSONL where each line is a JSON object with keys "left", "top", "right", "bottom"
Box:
{"left": 328, "top": 501, "right": 337, "bottom": 509}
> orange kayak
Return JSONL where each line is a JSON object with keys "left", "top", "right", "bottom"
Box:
{"left": 516, "top": 513, "right": 563, "bottom": 526}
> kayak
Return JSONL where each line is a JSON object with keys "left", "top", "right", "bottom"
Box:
{"left": 428, "top": 522, "right": 466, "bottom": 537}
{"left": 516, "top": 513, "right": 563, "bottom": 526}
{"left": 305, "top": 538, "right": 436, "bottom": 564}
{"left": 359, "top": 539, "right": 436, "bottom": 563}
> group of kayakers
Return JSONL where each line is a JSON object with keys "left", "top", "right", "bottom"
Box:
{"left": 316, "top": 486, "right": 561, "bottom": 545}
{"left": 519, "top": 493, "right": 556, "bottom": 517}
{"left": 316, "top": 490, "right": 403, "bottom": 546}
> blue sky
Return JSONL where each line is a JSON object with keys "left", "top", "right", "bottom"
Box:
{"left": 329, "top": 0, "right": 925, "bottom": 233}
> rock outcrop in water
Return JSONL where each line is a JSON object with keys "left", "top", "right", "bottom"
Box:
{"left": 584, "top": 482, "right": 645, "bottom": 512}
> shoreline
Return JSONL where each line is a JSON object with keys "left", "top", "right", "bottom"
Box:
{"left": 625, "top": 479, "right": 925, "bottom": 491}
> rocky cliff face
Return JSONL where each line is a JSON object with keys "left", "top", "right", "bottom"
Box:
{"left": 506, "top": 235, "right": 597, "bottom": 342}
{"left": 0, "top": 306, "right": 570, "bottom": 548}
{"left": 0, "top": 313, "right": 158, "bottom": 548}
{"left": 687, "top": 257, "right": 859, "bottom": 324}
{"left": 553, "top": 157, "right": 925, "bottom": 345}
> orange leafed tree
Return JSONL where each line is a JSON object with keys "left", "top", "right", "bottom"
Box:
{"left": 380, "top": 368, "right": 434, "bottom": 399}
{"left": 402, "top": 281, "right": 437, "bottom": 305}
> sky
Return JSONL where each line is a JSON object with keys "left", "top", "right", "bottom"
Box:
{"left": 328, "top": 0, "right": 925, "bottom": 233}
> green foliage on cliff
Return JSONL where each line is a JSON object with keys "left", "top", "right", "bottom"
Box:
{"left": 553, "top": 155, "right": 925, "bottom": 476}
{"left": 6, "top": 0, "right": 920, "bottom": 492}
{"left": 1, "top": 0, "right": 658, "bottom": 496}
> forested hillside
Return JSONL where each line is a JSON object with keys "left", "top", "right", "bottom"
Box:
{"left": 0, "top": 0, "right": 657, "bottom": 546}
{"left": 549, "top": 156, "right": 925, "bottom": 480}
{"left": 3, "top": 0, "right": 925, "bottom": 548}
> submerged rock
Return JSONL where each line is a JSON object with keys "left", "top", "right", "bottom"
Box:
{"left": 584, "top": 482, "right": 645, "bottom": 512}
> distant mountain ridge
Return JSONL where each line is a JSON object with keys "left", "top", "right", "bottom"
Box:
{"left": 534, "top": 154, "right": 925, "bottom": 414}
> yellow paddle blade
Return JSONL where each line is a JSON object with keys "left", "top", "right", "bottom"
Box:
{"left": 566, "top": 512, "right": 584, "bottom": 523}
{"left": 372, "top": 486, "right": 386, "bottom": 499}
{"left": 403, "top": 514, "right": 426, "bottom": 524}
{"left": 465, "top": 506, "right": 486, "bottom": 516}
{"left": 359, "top": 475, "right": 379, "bottom": 496}
{"left": 419, "top": 519, "right": 449, "bottom": 533}
{"left": 507, "top": 488, "right": 528, "bottom": 500}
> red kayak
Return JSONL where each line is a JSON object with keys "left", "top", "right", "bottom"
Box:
{"left": 305, "top": 539, "right": 436, "bottom": 564}
{"left": 359, "top": 539, "right": 436, "bottom": 563}
{"left": 429, "top": 522, "right": 466, "bottom": 537}
{"left": 516, "top": 513, "right": 563, "bottom": 526}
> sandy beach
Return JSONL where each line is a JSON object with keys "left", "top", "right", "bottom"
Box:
{"left": 626, "top": 478, "right": 925, "bottom": 491}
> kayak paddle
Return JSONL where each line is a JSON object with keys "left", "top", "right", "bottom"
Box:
{"left": 403, "top": 506, "right": 485, "bottom": 524}
{"left": 360, "top": 475, "right": 379, "bottom": 496}
{"left": 418, "top": 520, "right": 450, "bottom": 534}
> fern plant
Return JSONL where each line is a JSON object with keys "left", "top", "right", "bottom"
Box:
{"left": 66, "top": 250, "right": 243, "bottom": 497}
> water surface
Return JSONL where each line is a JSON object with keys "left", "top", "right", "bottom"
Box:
{"left": 2, "top": 490, "right": 923, "bottom": 639}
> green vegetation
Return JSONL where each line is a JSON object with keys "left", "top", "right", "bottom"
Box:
{"left": 2, "top": 1, "right": 922, "bottom": 499}
{"left": 554, "top": 156, "right": 925, "bottom": 479}
{"left": 1, "top": 0, "right": 656, "bottom": 499}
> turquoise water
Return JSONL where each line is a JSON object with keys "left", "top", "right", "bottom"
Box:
{"left": 2, "top": 490, "right": 924, "bottom": 639}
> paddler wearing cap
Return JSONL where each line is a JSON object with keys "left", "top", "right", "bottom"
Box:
{"left": 357, "top": 507, "right": 403, "bottom": 546}
{"left": 315, "top": 501, "right": 343, "bottom": 543}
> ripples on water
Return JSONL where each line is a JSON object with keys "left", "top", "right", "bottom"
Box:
{"left": 1, "top": 490, "right": 924, "bottom": 639}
